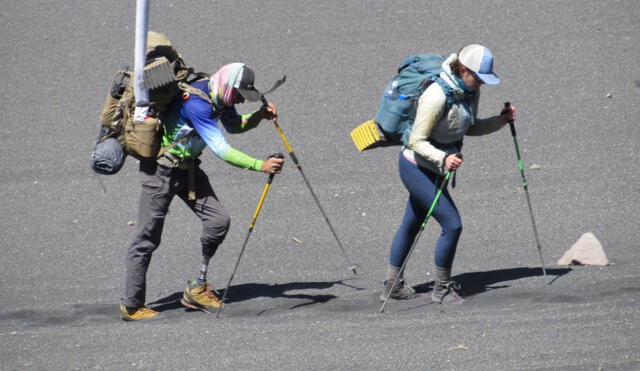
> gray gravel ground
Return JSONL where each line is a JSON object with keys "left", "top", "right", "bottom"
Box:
{"left": 1, "top": 0, "right": 639, "bottom": 370}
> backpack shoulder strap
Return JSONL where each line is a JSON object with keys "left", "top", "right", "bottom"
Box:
{"left": 156, "top": 78, "right": 213, "bottom": 157}
{"left": 432, "top": 77, "right": 456, "bottom": 105}
{"left": 178, "top": 81, "right": 211, "bottom": 104}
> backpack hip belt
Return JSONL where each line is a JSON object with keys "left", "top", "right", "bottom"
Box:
{"left": 157, "top": 151, "right": 199, "bottom": 169}
{"left": 157, "top": 151, "right": 199, "bottom": 200}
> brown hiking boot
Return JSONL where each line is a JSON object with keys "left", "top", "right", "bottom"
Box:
{"left": 180, "top": 281, "right": 223, "bottom": 312}
{"left": 119, "top": 304, "right": 159, "bottom": 321}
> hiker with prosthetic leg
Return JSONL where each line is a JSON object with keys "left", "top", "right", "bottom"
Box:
{"left": 120, "top": 62, "right": 283, "bottom": 321}
{"left": 381, "top": 45, "right": 516, "bottom": 305}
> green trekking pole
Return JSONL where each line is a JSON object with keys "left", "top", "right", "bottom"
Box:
{"left": 216, "top": 153, "right": 284, "bottom": 318}
{"left": 504, "top": 102, "right": 548, "bottom": 280}
{"left": 261, "top": 95, "right": 358, "bottom": 275}
{"left": 379, "top": 154, "right": 461, "bottom": 313}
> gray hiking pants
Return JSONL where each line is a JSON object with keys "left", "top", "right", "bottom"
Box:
{"left": 123, "top": 160, "right": 230, "bottom": 308}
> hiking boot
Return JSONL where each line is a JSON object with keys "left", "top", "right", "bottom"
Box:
{"left": 119, "top": 304, "right": 159, "bottom": 321}
{"left": 431, "top": 281, "right": 465, "bottom": 305}
{"left": 180, "top": 280, "right": 223, "bottom": 312}
{"left": 379, "top": 279, "right": 416, "bottom": 301}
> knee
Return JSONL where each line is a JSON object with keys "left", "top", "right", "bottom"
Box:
{"left": 128, "top": 239, "right": 159, "bottom": 257}
{"left": 444, "top": 219, "right": 463, "bottom": 237}
{"left": 201, "top": 210, "right": 231, "bottom": 245}
{"left": 202, "top": 243, "right": 218, "bottom": 259}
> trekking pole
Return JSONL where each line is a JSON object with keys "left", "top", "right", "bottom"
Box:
{"left": 216, "top": 153, "right": 284, "bottom": 318}
{"left": 504, "top": 102, "right": 548, "bottom": 280}
{"left": 379, "top": 154, "right": 460, "bottom": 313}
{"left": 261, "top": 95, "right": 358, "bottom": 275}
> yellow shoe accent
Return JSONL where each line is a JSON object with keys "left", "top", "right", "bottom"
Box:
{"left": 119, "top": 304, "right": 159, "bottom": 321}
{"left": 181, "top": 281, "right": 223, "bottom": 312}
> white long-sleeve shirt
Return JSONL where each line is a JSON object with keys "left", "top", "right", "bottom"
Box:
{"left": 405, "top": 54, "right": 506, "bottom": 175}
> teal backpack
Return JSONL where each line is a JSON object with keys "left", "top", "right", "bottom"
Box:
{"left": 351, "top": 53, "right": 456, "bottom": 151}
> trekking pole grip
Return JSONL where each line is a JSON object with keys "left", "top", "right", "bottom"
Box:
{"left": 266, "top": 153, "right": 284, "bottom": 181}
{"left": 504, "top": 102, "right": 516, "bottom": 136}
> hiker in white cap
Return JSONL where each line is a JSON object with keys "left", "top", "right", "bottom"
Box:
{"left": 382, "top": 44, "right": 516, "bottom": 305}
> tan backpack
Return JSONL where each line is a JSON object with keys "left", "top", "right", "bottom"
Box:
{"left": 98, "top": 31, "right": 210, "bottom": 160}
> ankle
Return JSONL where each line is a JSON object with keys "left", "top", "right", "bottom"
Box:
{"left": 386, "top": 264, "right": 402, "bottom": 282}
{"left": 434, "top": 266, "right": 452, "bottom": 288}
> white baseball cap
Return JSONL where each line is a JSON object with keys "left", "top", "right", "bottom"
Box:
{"left": 458, "top": 44, "right": 500, "bottom": 86}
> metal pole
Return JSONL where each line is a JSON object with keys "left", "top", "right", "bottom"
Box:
{"left": 504, "top": 102, "right": 548, "bottom": 280}
{"left": 261, "top": 96, "right": 357, "bottom": 275}
{"left": 133, "top": 0, "right": 149, "bottom": 120}
{"left": 216, "top": 154, "right": 284, "bottom": 317}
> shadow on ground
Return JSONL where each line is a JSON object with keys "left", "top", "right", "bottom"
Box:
{"left": 0, "top": 304, "right": 120, "bottom": 328}
{"left": 413, "top": 266, "right": 572, "bottom": 296}
{"left": 149, "top": 280, "right": 365, "bottom": 314}
{"left": 0, "top": 269, "right": 574, "bottom": 326}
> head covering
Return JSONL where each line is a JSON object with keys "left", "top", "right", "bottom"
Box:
{"left": 233, "top": 66, "right": 262, "bottom": 102}
{"left": 458, "top": 44, "right": 500, "bottom": 86}
{"left": 209, "top": 63, "right": 244, "bottom": 107}
{"left": 209, "top": 63, "right": 263, "bottom": 107}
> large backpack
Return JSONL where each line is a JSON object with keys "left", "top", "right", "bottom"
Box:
{"left": 91, "top": 31, "right": 210, "bottom": 174}
{"left": 350, "top": 53, "right": 455, "bottom": 151}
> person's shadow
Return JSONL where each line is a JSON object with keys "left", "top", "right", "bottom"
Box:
{"left": 149, "top": 280, "right": 363, "bottom": 313}
{"left": 413, "top": 266, "right": 572, "bottom": 296}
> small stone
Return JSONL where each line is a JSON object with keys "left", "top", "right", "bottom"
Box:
{"left": 530, "top": 164, "right": 541, "bottom": 170}
{"left": 447, "top": 344, "right": 468, "bottom": 351}
{"left": 127, "top": 221, "right": 136, "bottom": 226}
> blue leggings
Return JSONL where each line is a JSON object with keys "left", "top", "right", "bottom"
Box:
{"left": 389, "top": 153, "right": 463, "bottom": 268}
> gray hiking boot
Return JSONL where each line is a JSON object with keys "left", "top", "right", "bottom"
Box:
{"left": 380, "top": 279, "right": 416, "bottom": 301}
{"left": 431, "top": 281, "right": 465, "bottom": 305}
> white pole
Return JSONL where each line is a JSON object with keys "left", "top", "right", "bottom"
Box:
{"left": 133, "top": 0, "right": 150, "bottom": 121}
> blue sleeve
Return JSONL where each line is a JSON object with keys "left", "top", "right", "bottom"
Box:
{"left": 183, "top": 98, "right": 263, "bottom": 170}
{"left": 218, "top": 107, "right": 262, "bottom": 134}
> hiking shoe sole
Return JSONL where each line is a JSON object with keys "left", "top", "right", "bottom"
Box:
{"left": 180, "top": 296, "right": 221, "bottom": 313}
{"left": 180, "top": 297, "right": 208, "bottom": 312}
